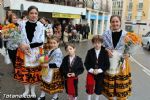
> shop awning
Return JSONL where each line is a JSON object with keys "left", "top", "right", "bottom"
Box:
{"left": 52, "top": 13, "right": 81, "bottom": 19}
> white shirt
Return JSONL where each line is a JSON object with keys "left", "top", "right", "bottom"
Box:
{"left": 69, "top": 55, "right": 75, "bottom": 66}
{"left": 95, "top": 49, "right": 100, "bottom": 59}
{"left": 88, "top": 48, "right": 103, "bottom": 74}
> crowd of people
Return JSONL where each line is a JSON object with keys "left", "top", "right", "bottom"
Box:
{"left": 0, "top": 5, "right": 132, "bottom": 100}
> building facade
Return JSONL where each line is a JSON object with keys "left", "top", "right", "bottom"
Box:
{"left": 112, "top": 0, "right": 123, "bottom": 16}
{"left": 1, "top": 0, "right": 111, "bottom": 35}
{"left": 125, "top": 0, "right": 150, "bottom": 35}
{"left": 0, "top": 0, "right": 5, "bottom": 23}
{"left": 85, "top": 0, "right": 111, "bottom": 35}
{"left": 112, "top": 0, "right": 127, "bottom": 29}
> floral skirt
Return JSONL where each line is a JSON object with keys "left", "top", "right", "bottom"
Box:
{"left": 103, "top": 59, "right": 132, "bottom": 100}
{"left": 41, "top": 68, "right": 64, "bottom": 94}
{"left": 14, "top": 49, "right": 42, "bottom": 84}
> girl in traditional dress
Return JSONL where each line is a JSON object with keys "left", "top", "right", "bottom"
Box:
{"left": 60, "top": 43, "right": 84, "bottom": 100}
{"left": 84, "top": 35, "right": 110, "bottom": 100}
{"left": 103, "top": 15, "right": 131, "bottom": 100}
{"left": 14, "top": 6, "right": 44, "bottom": 98}
{"left": 38, "top": 36, "right": 64, "bottom": 100}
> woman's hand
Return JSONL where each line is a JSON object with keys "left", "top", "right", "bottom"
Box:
{"left": 123, "top": 53, "right": 130, "bottom": 59}
{"left": 19, "top": 43, "right": 31, "bottom": 55}
{"left": 41, "top": 63, "right": 48, "bottom": 68}
{"left": 106, "top": 49, "right": 113, "bottom": 57}
{"left": 19, "top": 43, "right": 30, "bottom": 51}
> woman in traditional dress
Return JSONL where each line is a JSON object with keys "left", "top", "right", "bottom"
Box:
{"left": 103, "top": 15, "right": 131, "bottom": 100}
{"left": 14, "top": 6, "right": 44, "bottom": 98}
{"left": 38, "top": 36, "right": 64, "bottom": 100}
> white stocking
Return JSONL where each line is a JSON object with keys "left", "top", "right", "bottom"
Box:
{"left": 51, "top": 93, "right": 58, "bottom": 99}
{"left": 87, "top": 94, "right": 92, "bottom": 100}
{"left": 95, "top": 95, "right": 100, "bottom": 100}
{"left": 68, "top": 95, "right": 74, "bottom": 100}
{"left": 39, "top": 91, "right": 46, "bottom": 97}
{"left": 31, "top": 85, "right": 36, "bottom": 97}
{"left": 74, "top": 97, "right": 77, "bottom": 100}
{"left": 23, "top": 84, "right": 30, "bottom": 97}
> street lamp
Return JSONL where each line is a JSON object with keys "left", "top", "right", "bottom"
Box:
{"left": 20, "top": 4, "right": 24, "bottom": 17}
{"left": 106, "top": 0, "right": 112, "bottom": 30}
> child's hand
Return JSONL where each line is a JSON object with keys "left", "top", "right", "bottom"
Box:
{"left": 67, "top": 73, "right": 72, "bottom": 77}
{"left": 70, "top": 73, "right": 75, "bottom": 77}
{"left": 93, "top": 69, "right": 98, "bottom": 75}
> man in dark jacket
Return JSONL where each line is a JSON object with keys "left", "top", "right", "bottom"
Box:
{"left": 85, "top": 24, "right": 90, "bottom": 39}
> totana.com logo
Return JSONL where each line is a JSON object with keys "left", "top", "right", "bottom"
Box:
{"left": 3, "top": 94, "right": 36, "bottom": 99}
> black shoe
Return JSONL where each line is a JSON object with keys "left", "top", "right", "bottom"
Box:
{"left": 37, "top": 96, "right": 45, "bottom": 100}
{"left": 20, "top": 98, "right": 26, "bottom": 100}
{"left": 51, "top": 97, "right": 58, "bottom": 100}
{"left": 31, "top": 96, "right": 37, "bottom": 100}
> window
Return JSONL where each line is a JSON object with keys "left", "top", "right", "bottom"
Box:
{"left": 121, "top": 1, "right": 123, "bottom": 8}
{"left": 118, "top": 2, "right": 120, "bottom": 8}
{"left": 128, "top": 2, "right": 133, "bottom": 10}
{"left": 138, "top": 3, "right": 143, "bottom": 10}
{"left": 127, "top": 13, "right": 132, "bottom": 20}
{"left": 120, "top": 10, "right": 122, "bottom": 15}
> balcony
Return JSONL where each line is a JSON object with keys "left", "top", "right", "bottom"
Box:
{"left": 3, "top": 0, "right": 86, "bottom": 15}
{"left": 26, "top": 0, "right": 85, "bottom": 8}
{"left": 135, "top": 16, "right": 142, "bottom": 21}
{"left": 126, "top": 16, "right": 132, "bottom": 21}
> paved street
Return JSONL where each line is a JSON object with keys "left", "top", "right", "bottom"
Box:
{"left": 0, "top": 41, "right": 150, "bottom": 100}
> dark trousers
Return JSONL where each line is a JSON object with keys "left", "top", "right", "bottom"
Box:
{"left": 0, "top": 38, "right": 2, "bottom": 48}
{"left": 85, "top": 32, "right": 89, "bottom": 39}
{"left": 94, "top": 77, "right": 104, "bottom": 95}
{"left": 7, "top": 49, "right": 17, "bottom": 67}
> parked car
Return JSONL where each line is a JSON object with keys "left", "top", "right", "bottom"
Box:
{"left": 142, "top": 31, "right": 150, "bottom": 50}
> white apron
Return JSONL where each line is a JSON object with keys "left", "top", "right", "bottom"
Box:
{"left": 106, "top": 50, "right": 122, "bottom": 75}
